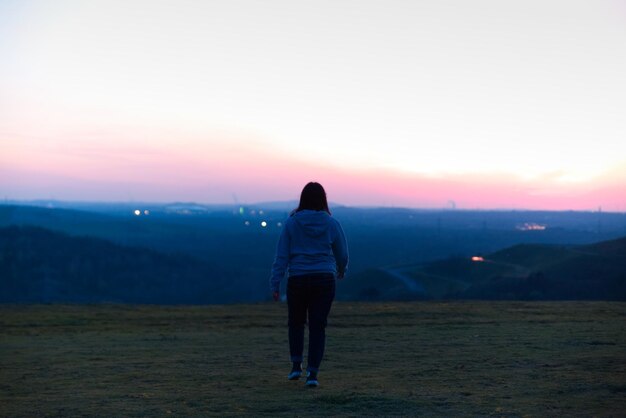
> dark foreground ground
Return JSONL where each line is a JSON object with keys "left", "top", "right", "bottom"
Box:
{"left": 1, "top": 302, "right": 625, "bottom": 417}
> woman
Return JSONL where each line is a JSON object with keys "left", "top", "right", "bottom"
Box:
{"left": 270, "top": 182, "right": 349, "bottom": 387}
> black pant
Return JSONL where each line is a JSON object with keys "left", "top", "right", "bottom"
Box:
{"left": 287, "top": 273, "right": 336, "bottom": 372}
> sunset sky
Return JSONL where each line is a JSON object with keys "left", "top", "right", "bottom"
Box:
{"left": 1, "top": 0, "right": 625, "bottom": 210}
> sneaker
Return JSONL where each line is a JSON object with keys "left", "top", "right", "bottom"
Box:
{"left": 305, "top": 371, "right": 319, "bottom": 387}
{"left": 287, "top": 370, "right": 302, "bottom": 380}
{"left": 288, "top": 363, "right": 303, "bottom": 380}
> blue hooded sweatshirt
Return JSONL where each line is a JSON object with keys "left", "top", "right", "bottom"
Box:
{"left": 270, "top": 210, "right": 348, "bottom": 293}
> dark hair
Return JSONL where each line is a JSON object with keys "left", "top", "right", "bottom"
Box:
{"left": 294, "top": 182, "right": 331, "bottom": 214}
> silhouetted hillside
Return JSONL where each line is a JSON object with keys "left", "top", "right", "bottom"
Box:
{"left": 2, "top": 204, "right": 626, "bottom": 303}
{"left": 466, "top": 237, "right": 626, "bottom": 300}
{"left": 344, "top": 236, "right": 626, "bottom": 301}
{"left": 0, "top": 226, "right": 231, "bottom": 303}
{"left": 3, "top": 204, "right": 625, "bottom": 301}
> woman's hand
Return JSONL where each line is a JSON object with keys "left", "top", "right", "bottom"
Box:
{"left": 272, "top": 291, "right": 280, "bottom": 302}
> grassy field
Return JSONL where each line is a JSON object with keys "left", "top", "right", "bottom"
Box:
{"left": 1, "top": 302, "right": 625, "bottom": 417}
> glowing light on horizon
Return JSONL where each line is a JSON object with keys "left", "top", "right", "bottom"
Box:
{"left": 261, "top": 221, "right": 267, "bottom": 228}
{"left": 134, "top": 209, "right": 141, "bottom": 216}
{"left": 471, "top": 256, "right": 485, "bottom": 262}
{"left": 517, "top": 223, "right": 547, "bottom": 231}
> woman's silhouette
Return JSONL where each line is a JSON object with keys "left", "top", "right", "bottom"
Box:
{"left": 270, "top": 182, "right": 349, "bottom": 387}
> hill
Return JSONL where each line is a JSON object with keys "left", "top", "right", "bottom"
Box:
{"left": 2, "top": 224, "right": 625, "bottom": 303}
{"left": 470, "top": 237, "right": 626, "bottom": 300}
{"left": 0, "top": 226, "right": 231, "bottom": 303}
{"left": 343, "top": 237, "right": 626, "bottom": 301}
{"left": 3, "top": 204, "right": 625, "bottom": 290}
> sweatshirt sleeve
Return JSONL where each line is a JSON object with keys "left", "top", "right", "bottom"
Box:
{"left": 331, "top": 220, "right": 349, "bottom": 275}
{"left": 270, "top": 223, "right": 290, "bottom": 292}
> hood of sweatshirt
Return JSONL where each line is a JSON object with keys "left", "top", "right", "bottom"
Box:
{"left": 292, "top": 210, "right": 331, "bottom": 237}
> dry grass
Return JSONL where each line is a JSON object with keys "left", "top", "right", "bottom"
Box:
{"left": 1, "top": 301, "right": 625, "bottom": 417}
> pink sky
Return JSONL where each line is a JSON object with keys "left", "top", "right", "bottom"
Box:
{"left": 1, "top": 1, "right": 625, "bottom": 211}
{"left": 2, "top": 131, "right": 624, "bottom": 211}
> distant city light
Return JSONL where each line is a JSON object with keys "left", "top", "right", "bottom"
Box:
{"left": 471, "top": 256, "right": 484, "bottom": 262}
{"left": 244, "top": 221, "right": 250, "bottom": 226}
{"left": 134, "top": 209, "right": 141, "bottom": 216}
{"left": 239, "top": 207, "right": 244, "bottom": 215}
{"left": 277, "top": 222, "right": 282, "bottom": 227}
{"left": 259, "top": 210, "right": 264, "bottom": 215}
{"left": 143, "top": 210, "right": 150, "bottom": 215}
{"left": 261, "top": 221, "right": 267, "bottom": 228}
{"left": 516, "top": 223, "right": 547, "bottom": 231}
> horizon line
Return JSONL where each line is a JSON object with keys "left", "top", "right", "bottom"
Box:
{"left": 1, "top": 198, "right": 623, "bottom": 214}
